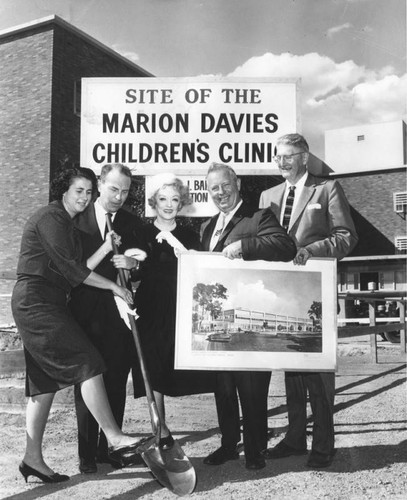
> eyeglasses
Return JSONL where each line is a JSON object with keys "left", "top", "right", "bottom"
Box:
{"left": 273, "top": 152, "right": 304, "bottom": 164}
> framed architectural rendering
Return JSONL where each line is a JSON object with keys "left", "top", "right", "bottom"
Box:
{"left": 175, "top": 252, "right": 337, "bottom": 372}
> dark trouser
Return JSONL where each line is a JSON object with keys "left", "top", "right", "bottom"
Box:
{"left": 74, "top": 318, "right": 136, "bottom": 461}
{"left": 283, "top": 371, "right": 335, "bottom": 456}
{"left": 214, "top": 371, "right": 271, "bottom": 461}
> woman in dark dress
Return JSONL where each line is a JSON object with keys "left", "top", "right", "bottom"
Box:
{"left": 11, "top": 167, "right": 142, "bottom": 483}
{"left": 134, "top": 174, "right": 214, "bottom": 447}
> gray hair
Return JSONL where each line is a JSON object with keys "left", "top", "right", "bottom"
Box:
{"left": 100, "top": 163, "right": 132, "bottom": 182}
{"left": 206, "top": 162, "right": 238, "bottom": 183}
{"left": 276, "top": 133, "right": 309, "bottom": 152}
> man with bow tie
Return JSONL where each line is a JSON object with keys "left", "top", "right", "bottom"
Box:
{"left": 259, "top": 133, "right": 358, "bottom": 468}
{"left": 200, "top": 162, "right": 296, "bottom": 470}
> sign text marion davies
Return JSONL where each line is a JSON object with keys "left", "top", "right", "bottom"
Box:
{"left": 81, "top": 78, "right": 299, "bottom": 173}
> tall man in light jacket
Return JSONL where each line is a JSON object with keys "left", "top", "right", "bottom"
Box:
{"left": 201, "top": 162, "right": 296, "bottom": 470}
{"left": 259, "top": 133, "right": 358, "bottom": 468}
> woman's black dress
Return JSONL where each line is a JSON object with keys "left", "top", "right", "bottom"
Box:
{"left": 133, "top": 223, "right": 214, "bottom": 397}
{"left": 11, "top": 201, "right": 105, "bottom": 397}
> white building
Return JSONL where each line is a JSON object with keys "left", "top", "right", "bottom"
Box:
{"left": 325, "top": 120, "right": 406, "bottom": 174}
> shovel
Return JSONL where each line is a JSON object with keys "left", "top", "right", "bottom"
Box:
{"left": 106, "top": 215, "right": 197, "bottom": 496}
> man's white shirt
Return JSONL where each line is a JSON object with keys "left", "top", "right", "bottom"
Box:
{"left": 280, "top": 172, "right": 308, "bottom": 226}
{"left": 95, "top": 198, "right": 117, "bottom": 238}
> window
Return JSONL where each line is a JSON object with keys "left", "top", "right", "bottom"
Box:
{"left": 357, "top": 135, "right": 365, "bottom": 141}
{"left": 393, "top": 192, "right": 407, "bottom": 214}
{"left": 74, "top": 79, "right": 81, "bottom": 117}
{"left": 395, "top": 236, "right": 407, "bottom": 253}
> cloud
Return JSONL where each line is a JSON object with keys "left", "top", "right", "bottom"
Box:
{"left": 327, "top": 23, "right": 352, "bottom": 38}
{"left": 112, "top": 44, "right": 140, "bottom": 63}
{"left": 223, "top": 280, "right": 277, "bottom": 312}
{"left": 227, "top": 52, "right": 407, "bottom": 159}
{"left": 223, "top": 280, "right": 303, "bottom": 316}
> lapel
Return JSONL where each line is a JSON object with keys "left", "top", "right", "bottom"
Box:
{"left": 272, "top": 183, "right": 286, "bottom": 220}
{"left": 202, "top": 215, "right": 218, "bottom": 250}
{"left": 214, "top": 203, "right": 247, "bottom": 251}
{"left": 289, "top": 173, "right": 316, "bottom": 231}
{"left": 111, "top": 208, "right": 124, "bottom": 231}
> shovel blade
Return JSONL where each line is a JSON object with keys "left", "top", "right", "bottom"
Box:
{"left": 138, "top": 436, "right": 196, "bottom": 496}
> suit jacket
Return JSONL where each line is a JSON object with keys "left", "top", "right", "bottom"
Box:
{"left": 200, "top": 202, "right": 296, "bottom": 261}
{"left": 259, "top": 173, "right": 358, "bottom": 259}
{"left": 69, "top": 202, "right": 145, "bottom": 324}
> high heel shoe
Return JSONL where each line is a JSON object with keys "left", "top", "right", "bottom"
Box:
{"left": 159, "top": 432, "right": 175, "bottom": 450}
{"left": 19, "top": 461, "right": 70, "bottom": 483}
{"left": 108, "top": 437, "right": 147, "bottom": 468}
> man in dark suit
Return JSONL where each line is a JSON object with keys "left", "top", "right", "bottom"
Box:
{"left": 259, "top": 133, "right": 358, "bottom": 468}
{"left": 201, "top": 162, "right": 296, "bottom": 470}
{"left": 70, "top": 163, "right": 145, "bottom": 474}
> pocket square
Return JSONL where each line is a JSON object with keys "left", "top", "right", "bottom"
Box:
{"left": 307, "top": 203, "right": 321, "bottom": 210}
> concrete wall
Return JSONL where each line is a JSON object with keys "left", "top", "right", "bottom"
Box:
{"left": 325, "top": 120, "right": 406, "bottom": 174}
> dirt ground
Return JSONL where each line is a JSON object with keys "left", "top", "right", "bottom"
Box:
{"left": 0, "top": 339, "right": 406, "bottom": 500}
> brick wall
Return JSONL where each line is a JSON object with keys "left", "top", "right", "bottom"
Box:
{"left": 0, "top": 28, "right": 54, "bottom": 274}
{"left": 0, "top": 21, "right": 150, "bottom": 324}
{"left": 49, "top": 25, "right": 149, "bottom": 178}
{"left": 336, "top": 170, "right": 406, "bottom": 256}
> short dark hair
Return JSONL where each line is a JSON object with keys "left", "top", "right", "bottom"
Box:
{"left": 276, "top": 133, "right": 309, "bottom": 152}
{"left": 100, "top": 163, "right": 132, "bottom": 182}
{"left": 148, "top": 177, "right": 192, "bottom": 209}
{"left": 50, "top": 167, "right": 97, "bottom": 200}
{"left": 206, "top": 162, "right": 238, "bottom": 183}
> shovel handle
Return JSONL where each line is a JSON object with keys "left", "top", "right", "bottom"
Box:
{"left": 106, "top": 214, "right": 160, "bottom": 437}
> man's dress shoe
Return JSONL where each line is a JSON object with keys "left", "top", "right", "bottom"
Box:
{"left": 203, "top": 446, "right": 239, "bottom": 465}
{"left": 96, "top": 452, "right": 125, "bottom": 469}
{"left": 307, "top": 450, "right": 335, "bottom": 468}
{"left": 79, "top": 457, "right": 97, "bottom": 474}
{"left": 262, "top": 440, "right": 307, "bottom": 459}
{"left": 245, "top": 455, "right": 266, "bottom": 470}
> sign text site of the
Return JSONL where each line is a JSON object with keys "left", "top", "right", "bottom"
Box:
{"left": 81, "top": 77, "right": 300, "bottom": 176}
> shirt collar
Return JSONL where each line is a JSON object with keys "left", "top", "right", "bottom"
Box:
{"left": 285, "top": 171, "right": 308, "bottom": 191}
{"left": 95, "top": 198, "right": 117, "bottom": 220}
{"left": 221, "top": 199, "right": 243, "bottom": 220}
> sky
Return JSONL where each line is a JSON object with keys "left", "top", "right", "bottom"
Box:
{"left": 0, "top": 0, "right": 405, "bottom": 160}
{"left": 194, "top": 267, "right": 322, "bottom": 318}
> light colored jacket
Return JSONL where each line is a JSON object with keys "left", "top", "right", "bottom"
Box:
{"left": 259, "top": 173, "right": 358, "bottom": 259}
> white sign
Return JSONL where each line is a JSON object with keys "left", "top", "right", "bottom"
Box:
{"left": 81, "top": 77, "right": 300, "bottom": 175}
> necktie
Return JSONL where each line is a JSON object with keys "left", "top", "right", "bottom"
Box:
{"left": 213, "top": 213, "right": 226, "bottom": 238}
{"left": 210, "top": 213, "right": 226, "bottom": 251}
{"left": 282, "top": 186, "right": 296, "bottom": 231}
{"left": 104, "top": 212, "right": 113, "bottom": 239}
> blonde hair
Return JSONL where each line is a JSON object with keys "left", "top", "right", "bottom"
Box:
{"left": 147, "top": 173, "right": 192, "bottom": 209}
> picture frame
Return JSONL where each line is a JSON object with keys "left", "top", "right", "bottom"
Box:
{"left": 175, "top": 252, "right": 337, "bottom": 372}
